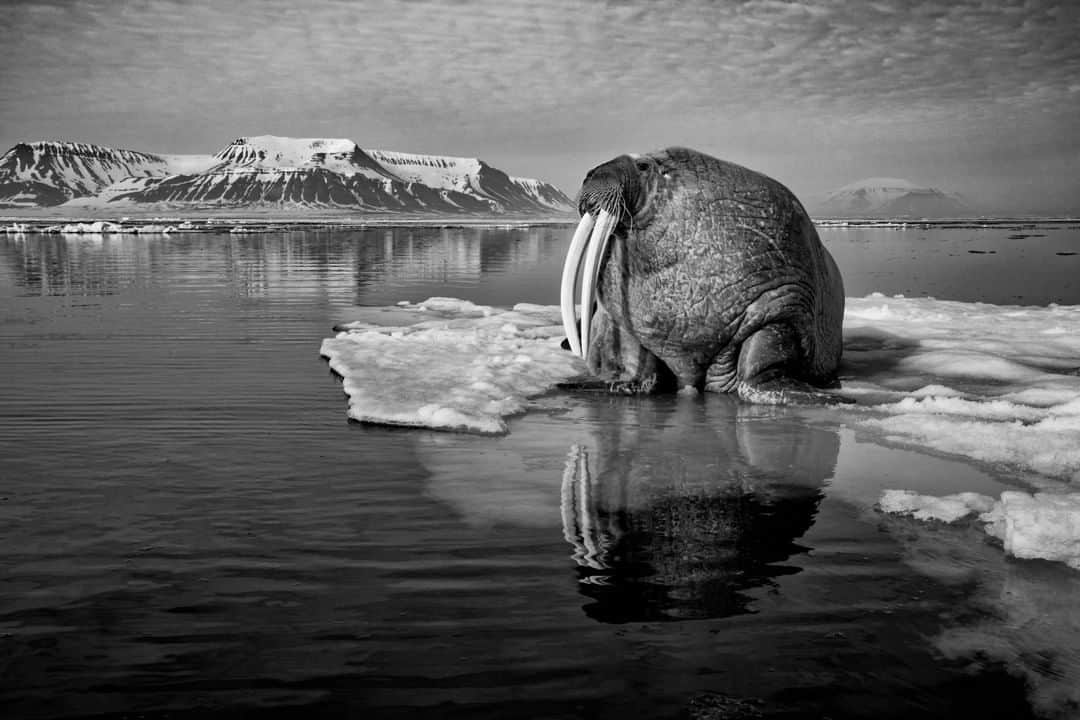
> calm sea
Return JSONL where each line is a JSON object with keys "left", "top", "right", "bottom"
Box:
{"left": 1, "top": 223, "right": 1078, "bottom": 719}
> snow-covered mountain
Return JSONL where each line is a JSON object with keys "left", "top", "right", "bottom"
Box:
{"left": 0, "top": 135, "right": 573, "bottom": 215}
{"left": 813, "top": 177, "right": 970, "bottom": 218}
{"left": 0, "top": 141, "right": 216, "bottom": 207}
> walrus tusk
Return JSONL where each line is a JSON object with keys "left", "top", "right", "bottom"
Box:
{"left": 578, "top": 209, "right": 618, "bottom": 359}
{"left": 560, "top": 213, "right": 595, "bottom": 357}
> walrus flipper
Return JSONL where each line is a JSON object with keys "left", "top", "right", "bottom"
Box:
{"left": 736, "top": 379, "right": 853, "bottom": 406}
{"left": 730, "top": 324, "right": 852, "bottom": 406}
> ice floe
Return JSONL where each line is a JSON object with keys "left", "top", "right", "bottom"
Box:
{"left": 842, "top": 294, "right": 1080, "bottom": 482}
{"left": 322, "top": 294, "right": 1080, "bottom": 483}
{"left": 320, "top": 298, "right": 585, "bottom": 434}
{"left": 879, "top": 489, "right": 998, "bottom": 522}
{"left": 26, "top": 221, "right": 178, "bottom": 235}
{"left": 984, "top": 492, "right": 1080, "bottom": 568}
{"left": 880, "top": 489, "right": 1080, "bottom": 571}
{"left": 2, "top": 220, "right": 199, "bottom": 235}
{"left": 50, "top": 221, "right": 124, "bottom": 234}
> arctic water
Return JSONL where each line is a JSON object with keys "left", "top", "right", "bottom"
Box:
{"left": 2, "top": 223, "right": 1079, "bottom": 719}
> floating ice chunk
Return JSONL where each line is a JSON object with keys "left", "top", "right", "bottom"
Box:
{"left": 129, "top": 224, "right": 175, "bottom": 234}
{"left": 28, "top": 221, "right": 177, "bottom": 235}
{"left": 416, "top": 297, "right": 493, "bottom": 317}
{"left": 862, "top": 413, "right": 1080, "bottom": 481}
{"left": 879, "top": 489, "right": 996, "bottom": 522}
{"left": 321, "top": 300, "right": 585, "bottom": 434}
{"left": 983, "top": 492, "right": 1080, "bottom": 570}
{"left": 57, "top": 221, "right": 123, "bottom": 234}
{"left": 881, "top": 489, "right": 1080, "bottom": 570}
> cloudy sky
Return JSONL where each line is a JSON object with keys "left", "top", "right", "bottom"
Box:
{"left": 2, "top": 0, "right": 1077, "bottom": 213}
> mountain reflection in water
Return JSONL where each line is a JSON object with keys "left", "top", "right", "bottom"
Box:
{"left": 559, "top": 398, "right": 836, "bottom": 623}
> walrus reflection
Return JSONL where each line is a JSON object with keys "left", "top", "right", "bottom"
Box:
{"left": 560, "top": 397, "right": 839, "bottom": 623}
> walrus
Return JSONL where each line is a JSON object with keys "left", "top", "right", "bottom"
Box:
{"left": 560, "top": 147, "right": 845, "bottom": 404}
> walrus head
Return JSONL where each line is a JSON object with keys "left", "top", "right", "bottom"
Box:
{"left": 562, "top": 154, "right": 660, "bottom": 357}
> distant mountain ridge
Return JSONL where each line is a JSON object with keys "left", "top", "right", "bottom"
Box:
{"left": 0, "top": 135, "right": 573, "bottom": 215}
{"left": 813, "top": 177, "right": 970, "bottom": 218}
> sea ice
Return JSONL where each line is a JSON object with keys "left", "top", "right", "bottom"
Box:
{"left": 844, "top": 294, "right": 1080, "bottom": 482}
{"left": 32, "top": 221, "right": 179, "bottom": 235}
{"left": 320, "top": 299, "right": 585, "bottom": 434}
{"left": 57, "top": 221, "right": 123, "bottom": 234}
{"left": 321, "top": 294, "right": 1080, "bottom": 484}
{"left": 984, "top": 492, "right": 1080, "bottom": 569}
{"left": 879, "top": 489, "right": 997, "bottom": 522}
{"left": 880, "top": 489, "right": 1080, "bottom": 570}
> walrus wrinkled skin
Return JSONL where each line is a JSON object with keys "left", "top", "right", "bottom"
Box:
{"left": 560, "top": 147, "right": 845, "bottom": 404}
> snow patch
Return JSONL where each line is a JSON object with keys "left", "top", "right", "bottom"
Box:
{"left": 367, "top": 149, "right": 483, "bottom": 193}
{"left": 211, "top": 136, "right": 387, "bottom": 181}
{"left": 216, "top": 135, "right": 358, "bottom": 166}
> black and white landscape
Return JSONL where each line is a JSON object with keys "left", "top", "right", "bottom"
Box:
{"left": 0, "top": 136, "right": 573, "bottom": 214}
{"left": 2, "top": 1, "right": 1079, "bottom": 719}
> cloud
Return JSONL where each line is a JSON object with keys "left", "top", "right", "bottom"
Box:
{"left": 1, "top": 0, "right": 1077, "bottom": 210}
{"left": 3, "top": 0, "right": 1076, "bottom": 129}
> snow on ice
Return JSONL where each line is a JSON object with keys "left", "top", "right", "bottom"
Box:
{"left": 320, "top": 299, "right": 585, "bottom": 434}
{"left": 842, "top": 293, "right": 1080, "bottom": 482}
{"left": 324, "top": 293, "right": 1080, "bottom": 473}
{"left": 879, "top": 489, "right": 998, "bottom": 523}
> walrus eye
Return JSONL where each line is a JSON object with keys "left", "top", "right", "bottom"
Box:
{"left": 635, "top": 161, "right": 650, "bottom": 172}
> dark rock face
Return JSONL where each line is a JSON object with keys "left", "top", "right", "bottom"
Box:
{"left": 107, "top": 168, "right": 500, "bottom": 213}
{"left": 0, "top": 136, "right": 573, "bottom": 214}
{"left": 0, "top": 179, "right": 70, "bottom": 207}
{"left": 0, "top": 142, "right": 168, "bottom": 206}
